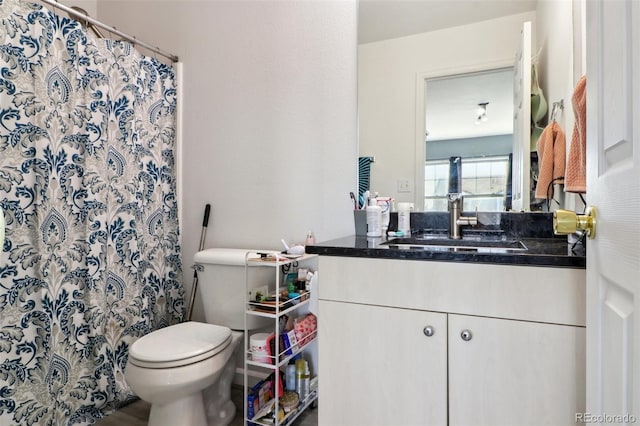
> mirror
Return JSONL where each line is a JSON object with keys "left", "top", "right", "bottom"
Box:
{"left": 424, "top": 68, "right": 514, "bottom": 212}
{"left": 357, "top": 1, "right": 537, "bottom": 211}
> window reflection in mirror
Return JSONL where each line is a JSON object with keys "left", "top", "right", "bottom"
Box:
{"left": 425, "top": 156, "right": 510, "bottom": 212}
{"left": 424, "top": 68, "right": 514, "bottom": 212}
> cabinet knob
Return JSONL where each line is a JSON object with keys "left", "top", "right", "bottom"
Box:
{"left": 423, "top": 326, "right": 435, "bottom": 337}
{"left": 460, "top": 329, "right": 473, "bottom": 341}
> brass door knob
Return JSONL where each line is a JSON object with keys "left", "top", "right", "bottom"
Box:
{"left": 553, "top": 206, "right": 597, "bottom": 239}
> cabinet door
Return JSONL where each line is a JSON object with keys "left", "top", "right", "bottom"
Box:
{"left": 318, "top": 300, "right": 447, "bottom": 426}
{"left": 448, "top": 314, "right": 586, "bottom": 426}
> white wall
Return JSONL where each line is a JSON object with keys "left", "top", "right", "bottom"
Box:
{"left": 59, "top": 0, "right": 97, "bottom": 19}
{"left": 535, "top": 0, "right": 581, "bottom": 212}
{"left": 358, "top": 11, "right": 535, "bottom": 206}
{"left": 96, "top": 1, "right": 358, "bottom": 321}
{"left": 535, "top": 0, "right": 576, "bottom": 139}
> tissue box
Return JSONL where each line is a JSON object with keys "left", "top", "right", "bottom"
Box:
{"left": 247, "top": 392, "right": 260, "bottom": 420}
{"left": 294, "top": 313, "right": 317, "bottom": 346}
{"left": 247, "top": 377, "right": 273, "bottom": 419}
{"left": 281, "top": 330, "right": 298, "bottom": 355}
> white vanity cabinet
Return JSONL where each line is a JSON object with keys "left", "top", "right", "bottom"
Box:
{"left": 448, "top": 314, "right": 585, "bottom": 426}
{"left": 320, "top": 301, "right": 448, "bottom": 425}
{"left": 318, "top": 256, "right": 586, "bottom": 426}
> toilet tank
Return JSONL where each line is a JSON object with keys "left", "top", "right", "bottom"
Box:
{"left": 193, "top": 248, "right": 271, "bottom": 331}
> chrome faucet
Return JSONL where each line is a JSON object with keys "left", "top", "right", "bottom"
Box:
{"left": 447, "top": 193, "right": 478, "bottom": 239}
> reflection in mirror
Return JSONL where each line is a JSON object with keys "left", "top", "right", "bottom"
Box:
{"left": 357, "top": 1, "right": 537, "bottom": 212}
{"left": 424, "top": 68, "right": 514, "bottom": 212}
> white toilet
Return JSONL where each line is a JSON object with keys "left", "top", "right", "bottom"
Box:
{"left": 125, "top": 248, "right": 271, "bottom": 426}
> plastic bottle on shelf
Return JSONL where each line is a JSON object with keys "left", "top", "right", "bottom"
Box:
{"left": 285, "top": 363, "right": 296, "bottom": 392}
{"left": 366, "top": 198, "right": 382, "bottom": 237}
{"left": 302, "top": 363, "right": 310, "bottom": 400}
{"left": 305, "top": 231, "right": 315, "bottom": 245}
{"left": 295, "top": 359, "right": 305, "bottom": 398}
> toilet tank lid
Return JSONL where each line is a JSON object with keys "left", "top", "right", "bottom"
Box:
{"left": 193, "top": 248, "right": 270, "bottom": 266}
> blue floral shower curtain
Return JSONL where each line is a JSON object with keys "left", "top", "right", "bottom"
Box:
{"left": 0, "top": 0, "right": 183, "bottom": 424}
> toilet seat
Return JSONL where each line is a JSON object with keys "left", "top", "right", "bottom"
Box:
{"left": 128, "top": 322, "right": 232, "bottom": 369}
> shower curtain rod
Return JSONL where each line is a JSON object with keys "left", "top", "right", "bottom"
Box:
{"left": 35, "top": 0, "right": 179, "bottom": 62}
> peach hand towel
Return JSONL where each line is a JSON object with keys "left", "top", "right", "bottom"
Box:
{"left": 565, "top": 76, "right": 587, "bottom": 193}
{"left": 535, "top": 121, "right": 566, "bottom": 200}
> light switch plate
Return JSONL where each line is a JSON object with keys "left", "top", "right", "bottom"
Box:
{"left": 397, "top": 179, "right": 411, "bottom": 193}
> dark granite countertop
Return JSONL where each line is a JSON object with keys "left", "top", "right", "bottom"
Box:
{"left": 305, "top": 234, "right": 585, "bottom": 268}
{"left": 306, "top": 212, "right": 586, "bottom": 268}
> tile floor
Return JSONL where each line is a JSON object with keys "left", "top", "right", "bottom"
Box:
{"left": 94, "top": 385, "right": 318, "bottom": 426}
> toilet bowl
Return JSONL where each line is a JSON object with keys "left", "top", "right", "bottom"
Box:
{"left": 126, "top": 322, "right": 242, "bottom": 426}
{"left": 124, "top": 248, "right": 271, "bottom": 426}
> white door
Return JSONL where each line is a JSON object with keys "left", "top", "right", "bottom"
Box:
{"left": 448, "top": 314, "right": 586, "bottom": 426}
{"left": 586, "top": 0, "right": 640, "bottom": 421}
{"left": 512, "top": 21, "right": 531, "bottom": 211}
{"left": 318, "top": 300, "right": 448, "bottom": 426}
